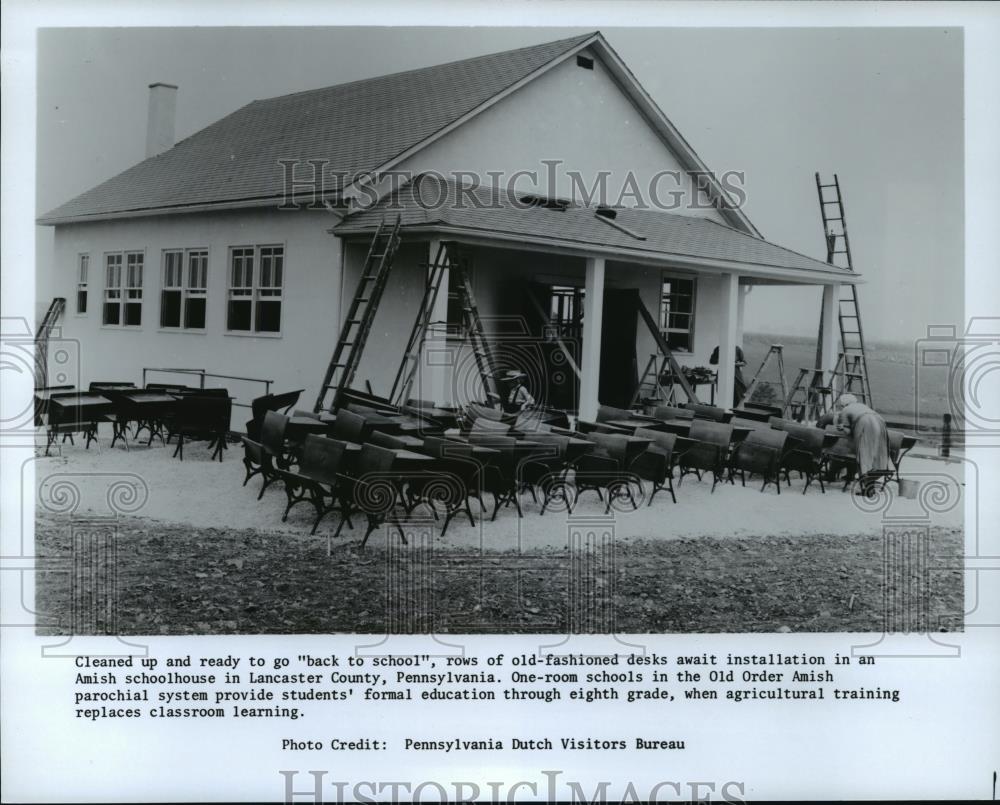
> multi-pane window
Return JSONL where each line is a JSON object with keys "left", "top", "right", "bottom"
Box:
{"left": 256, "top": 246, "right": 283, "bottom": 332}
{"left": 227, "top": 247, "right": 254, "bottom": 331}
{"left": 659, "top": 275, "right": 695, "bottom": 352}
{"left": 103, "top": 252, "right": 144, "bottom": 326}
{"left": 124, "top": 252, "right": 144, "bottom": 325}
{"left": 76, "top": 254, "right": 89, "bottom": 314}
{"left": 161, "top": 249, "right": 208, "bottom": 329}
{"left": 102, "top": 253, "right": 123, "bottom": 325}
{"left": 161, "top": 251, "right": 184, "bottom": 327}
{"left": 185, "top": 250, "right": 208, "bottom": 329}
{"left": 227, "top": 245, "right": 283, "bottom": 333}
{"left": 548, "top": 285, "right": 584, "bottom": 339}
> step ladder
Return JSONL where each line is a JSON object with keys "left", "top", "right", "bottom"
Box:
{"left": 814, "top": 173, "right": 874, "bottom": 406}
{"left": 736, "top": 344, "right": 788, "bottom": 411}
{"left": 634, "top": 299, "right": 700, "bottom": 405}
{"left": 784, "top": 367, "right": 833, "bottom": 422}
{"left": 314, "top": 216, "right": 402, "bottom": 413}
{"left": 631, "top": 353, "right": 679, "bottom": 407}
{"left": 35, "top": 297, "right": 66, "bottom": 386}
{"left": 388, "top": 242, "right": 452, "bottom": 407}
{"left": 453, "top": 252, "right": 501, "bottom": 406}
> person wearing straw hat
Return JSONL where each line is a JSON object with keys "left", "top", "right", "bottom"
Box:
{"left": 501, "top": 369, "right": 535, "bottom": 414}
{"left": 817, "top": 393, "right": 890, "bottom": 494}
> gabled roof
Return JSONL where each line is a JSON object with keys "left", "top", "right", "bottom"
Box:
{"left": 334, "top": 175, "right": 857, "bottom": 283}
{"left": 39, "top": 31, "right": 756, "bottom": 236}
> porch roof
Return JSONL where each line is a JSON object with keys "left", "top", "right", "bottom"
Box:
{"left": 334, "top": 176, "right": 860, "bottom": 285}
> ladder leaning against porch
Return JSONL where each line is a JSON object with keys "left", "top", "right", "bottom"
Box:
{"left": 388, "top": 241, "right": 451, "bottom": 407}
{"left": 453, "top": 253, "right": 502, "bottom": 406}
{"left": 36, "top": 297, "right": 66, "bottom": 386}
{"left": 314, "top": 215, "right": 402, "bottom": 413}
{"left": 388, "top": 241, "right": 502, "bottom": 409}
{"left": 814, "top": 172, "right": 874, "bottom": 406}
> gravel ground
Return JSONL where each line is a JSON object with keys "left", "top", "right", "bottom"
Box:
{"left": 34, "top": 514, "right": 963, "bottom": 635}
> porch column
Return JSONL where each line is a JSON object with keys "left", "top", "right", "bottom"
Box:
{"left": 736, "top": 283, "right": 751, "bottom": 347}
{"left": 419, "top": 239, "right": 450, "bottom": 405}
{"left": 716, "top": 272, "right": 740, "bottom": 409}
{"left": 578, "top": 256, "right": 605, "bottom": 421}
{"left": 820, "top": 282, "right": 841, "bottom": 396}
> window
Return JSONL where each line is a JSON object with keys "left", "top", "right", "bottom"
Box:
{"left": 76, "top": 254, "right": 89, "bottom": 314}
{"left": 161, "top": 251, "right": 183, "bottom": 327}
{"left": 576, "top": 55, "right": 594, "bottom": 70}
{"left": 161, "top": 249, "right": 208, "bottom": 329}
{"left": 103, "top": 251, "right": 144, "bottom": 326}
{"left": 256, "top": 246, "right": 283, "bottom": 332}
{"left": 102, "top": 253, "right": 123, "bottom": 325}
{"left": 547, "top": 285, "right": 584, "bottom": 340}
{"left": 227, "top": 245, "right": 283, "bottom": 333}
{"left": 659, "top": 275, "right": 695, "bottom": 352}
{"left": 124, "top": 252, "right": 144, "bottom": 326}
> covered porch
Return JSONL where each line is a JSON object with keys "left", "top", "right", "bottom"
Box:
{"left": 333, "top": 177, "right": 859, "bottom": 418}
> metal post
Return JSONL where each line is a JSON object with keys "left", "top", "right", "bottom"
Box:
{"left": 941, "top": 413, "right": 952, "bottom": 458}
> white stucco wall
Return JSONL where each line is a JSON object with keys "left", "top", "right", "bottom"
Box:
{"left": 398, "top": 48, "right": 725, "bottom": 219}
{"left": 48, "top": 208, "right": 343, "bottom": 421}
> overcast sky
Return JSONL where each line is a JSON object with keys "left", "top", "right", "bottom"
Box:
{"left": 35, "top": 26, "right": 963, "bottom": 344}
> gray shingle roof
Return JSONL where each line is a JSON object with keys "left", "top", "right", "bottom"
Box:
{"left": 335, "top": 175, "right": 856, "bottom": 278}
{"left": 39, "top": 33, "right": 596, "bottom": 224}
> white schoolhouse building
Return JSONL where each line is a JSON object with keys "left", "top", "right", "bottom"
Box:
{"left": 39, "top": 32, "right": 857, "bottom": 420}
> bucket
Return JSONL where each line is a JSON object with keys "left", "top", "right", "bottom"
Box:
{"left": 898, "top": 478, "right": 920, "bottom": 499}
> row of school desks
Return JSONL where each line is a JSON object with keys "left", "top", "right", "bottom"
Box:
{"left": 283, "top": 407, "right": 604, "bottom": 470}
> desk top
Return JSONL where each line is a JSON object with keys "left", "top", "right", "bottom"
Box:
{"left": 49, "top": 393, "right": 110, "bottom": 407}
{"left": 122, "top": 393, "right": 178, "bottom": 404}
{"left": 288, "top": 416, "right": 327, "bottom": 426}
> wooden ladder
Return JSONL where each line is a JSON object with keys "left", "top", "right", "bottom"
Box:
{"left": 388, "top": 241, "right": 452, "bottom": 407}
{"left": 784, "top": 367, "right": 832, "bottom": 422}
{"left": 314, "top": 215, "right": 402, "bottom": 412}
{"left": 635, "top": 298, "right": 700, "bottom": 404}
{"left": 631, "top": 353, "right": 677, "bottom": 407}
{"left": 453, "top": 254, "right": 501, "bottom": 406}
{"left": 36, "top": 297, "right": 66, "bottom": 386}
{"left": 736, "top": 343, "right": 788, "bottom": 410}
{"left": 814, "top": 173, "right": 874, "bottom": 406}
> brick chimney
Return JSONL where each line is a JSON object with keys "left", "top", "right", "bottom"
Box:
{"left": 145, "top": 82, "right": 178, "bottom": 158}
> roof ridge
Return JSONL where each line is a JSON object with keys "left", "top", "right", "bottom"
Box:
{"left": 250, "top": 31, "right": 598, "bottom": 105}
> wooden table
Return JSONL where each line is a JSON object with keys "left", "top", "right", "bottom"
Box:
{"left": 109, "top": 391, "right": 180, "bottom": 447}
{"left": 47, "top": 393, "right": 113, "bottom": 451}
{"left": 49, "top": 393, "right": 113, "bottom": 417}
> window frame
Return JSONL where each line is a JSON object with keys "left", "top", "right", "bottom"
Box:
{"left": 123, "top": 251, "right": 145, "bottom": 327}
{"left": 101, "top": 250, "right": 145, "bottom": 328}
{"left": 546, "top": 284, "right": 584, "bottom": 341}
{"left": 76, "top": 253, "right": 89, "bottom": 315}
{"left": 659, "top": 272, "right": 696, "bottom": 353}
{"left": 160, "top": 247, "right": 210, "bottom": 332}
{"left": 102, "top": 252, "right": 124, "bottom": 327}
{"left": 225, "top": 243, "right": 284, "bottom": 336}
